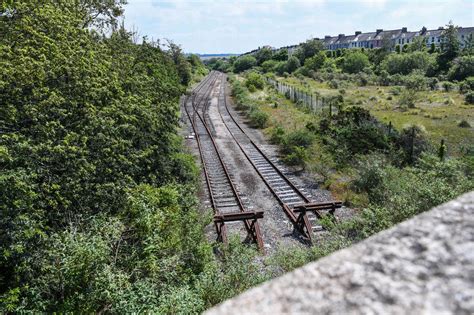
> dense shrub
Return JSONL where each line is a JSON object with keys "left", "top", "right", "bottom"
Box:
{"left": 459, "top": 77, "right": 474, "bottom": 93}
{"left": 286, "top": 56, "right": 301, "bottom": 74}
{"left": 465, "top": 91, "right": 474, "bottom": 104}
{"left": 319, "top": 107, "right": 395, "bottom": 165}
{"left": 245, "top": 72, "right": 265, "bottom": 90}
{"left": 448, "top": 55, "right": 474, "bottom": 81}
{"left": 233, "top": 55, "right": 257, "bottom": 73}
{"left": 381, "top": 51, "right": 435, "bottom": 75}
{"left": 398, "top": 88, "right": 418, "bottom": 109}
{"left": 304, "top": 51, "right": 327, "bottom": 71}
{"left": 341, "top": 51, "right": 370, "bottom": 74}
{"left": 248, "top": 107, "right": 269, "bottom": 128}
{"left": 0, "top": 2, "right": 218, "bottom": 312}
{"left": 261, "top": 60, "right": 278, "bottom": 73}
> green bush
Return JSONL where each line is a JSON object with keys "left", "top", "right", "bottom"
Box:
{"left": 233, "top": 55, "right": 257, "bottom": 73}
{"left": 398, "top": 88, "right": 418, "bottom": 109}
{"left": 286, "top": 56, "right": 301, "bottom": 74}
{"left": 459, "top": 77, "right": 474, "bottom": 93}
{"left": 381, "top": 51, "right": 435, "bottom": 75}
{"left": 304, "top": 51, "right": 327, "bottom": 71}
{"left": 448, "top": 55, "right": 474, "bottom": 81}
{"left": 458, "top": 120, "right": 471, "bottom": 128}
{"left": 248, "top": 107, "right": 269, "bottom": 128}
{"left": 465, "top": 91, "right": 474, "bottom": 104}
{"left": 261, "top": 60, "right": 278, "bottom": 73}
{"left": 441, "top": 81, "right": 456, "bottom": 92}
{"left": 245, "top": 72, "right": 265, "bottom": 90}
{"left": 319, "top": 107, "right": 396, "bottom": 166}
{"left": 269, "top": 126, "right": 286, "bottom": 144}
{"left": 341, "top": 51, "right": 370, "bottom": 74}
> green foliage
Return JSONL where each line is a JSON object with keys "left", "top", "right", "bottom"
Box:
{"left": 341, "top": 51, "right": 370, "bottom": 74}
{"left": 381, "top": 51, "right": 435, "bottom": 75}
{"left": 438, "top": 22, "right": 460, "bottom": 72}
{"left": 295, "top": 38, "right": 324, "bottom": 63}
{"left": 286, "top": 56, "right": 301, "bottom": 74}
{"left": 245, "top": 72, "right": 265, "bottom": 90}
{"left": 398, "top": 88, "right": 418, "bottom": 108}
{"left": 448, "top": 55, "right": 474, "bottom": 81}
{"left": 248, "top": 107, "right": 269, "bottom": 128}
{"left": 465, "top": 91, "right": 474, "bottom": 104}
{"left": 304, "top": 51, "right": 327, "bottom": 71}
{"left": 272, "top": 49, "right": 288, "bottom": 61}
{"left": 319, "top": 107, "right": 398, "bottom": 166}
{"left": 255, "top": 47, "right": 273, "bottom": 65}
{"left": 261, "top": 60, "right": 278, "bottom": 73}
{"left": 351, "top": 153, "right": 473, "bottom": 237}
{"left": 397, "top": 125, "right": 431, "bottom": 165}
{"left": 233, "top": 55, "right": 257, "bottom": 73}
{"left": 459, "top": 76, "right": 474, "bottom": 93}
{"left": 0, "top": 1, "right": 215, "bottom": 312}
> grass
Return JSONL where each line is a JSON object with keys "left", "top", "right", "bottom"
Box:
{"left": 276, "top": 76, "right": 474, "bottom": 156}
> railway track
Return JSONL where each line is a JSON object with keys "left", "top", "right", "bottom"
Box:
{"left": 183, "top": 71, "right": 264, "bottom": 251}
{"left": 215, "top": 72, "right": 340, "bottom": 243}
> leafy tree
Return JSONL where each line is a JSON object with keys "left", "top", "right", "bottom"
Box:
{"left": 167, "top": 41, "right": 192, "bottom": 85}
{"left": 233, "top": 55, "right": 257, "bottom": 73}
{"left": 261, "top": 60, "right": 278, "bottom": 73}
{"left": 341, "top": 51, "right": 370, "bottom": 73}
{"left": 304, "top": 51, "right": 327, "bottom": 71}
{"left": 295, "top": 38, "right": 324, "bottom": 63}
{"left": 448, "top": 55, "right": 474, "bottom": 81}
{"left": 408, "top": 36, "right": 427, "bottom": 52}
{"left": 438, "top": 22, "right": 460, "bottom": 72}
{"left": 255, "top": 47, "right": 273, "bottom": 65}
{"left": 0, "top": 1, "right": 214, "bottom": 312}
{"left": 381, "top": 51, "right": 435, "bottom": 75}
{"left": 272, "top": 49, "right": 288, "bottom": 61}
{"left": 286, "top": 56, "right": 301, "bottom": 73}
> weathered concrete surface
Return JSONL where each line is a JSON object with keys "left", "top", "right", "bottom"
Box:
{"left": 206, "top": 191, "right": 474, "bottom": 315}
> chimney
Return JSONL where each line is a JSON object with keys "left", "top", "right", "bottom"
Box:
{"left": 376, "top": 29, "right": 383, "bottom": 35}
{"left": 420, "top": 26, "right": 427, "bottom": 35}
{"left": 402, "top": 27, "right": 407, "bottom": 33}
{"left": 438, "top": 26, "right": 444, "bottom": 30}
{"left": 355, "top": 31, "right": 362, "bottom": 36}
{"left": 325, "top": 35, "right": 331, "bottom": 39}
{"left": 338, "top": 34, "right": 345, "bottom": 39}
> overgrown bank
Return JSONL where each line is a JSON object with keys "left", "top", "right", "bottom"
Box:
{"left": 0, "top": 2, "right": 262, "bottom": 312}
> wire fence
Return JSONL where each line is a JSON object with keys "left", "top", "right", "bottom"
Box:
{"left": 267, "top": 78, "right": 339, "bottom": 114}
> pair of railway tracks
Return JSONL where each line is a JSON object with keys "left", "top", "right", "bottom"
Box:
{"left": 183, "top": 71, "right": 264, "bottom": 251}
{"left": 184, "top": 71, "right": 341, "bottom": 251}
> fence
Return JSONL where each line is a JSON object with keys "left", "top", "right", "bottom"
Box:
{"left": 267, "top": 78, "right": 338, "bottom": 114}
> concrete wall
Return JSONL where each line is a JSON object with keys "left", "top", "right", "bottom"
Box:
{"left": 206, "top": 191, "right": 474, "bottom": 314}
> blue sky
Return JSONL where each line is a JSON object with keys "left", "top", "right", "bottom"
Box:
{"left": 123, "top": 0, "right": 474, "bottom": 54}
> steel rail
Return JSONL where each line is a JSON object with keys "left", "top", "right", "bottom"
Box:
{"left": 216, "top": 72, "right": 313, "bottom": 241}
{"left": 183, "top": 71, "right": 264, "bottom": 250}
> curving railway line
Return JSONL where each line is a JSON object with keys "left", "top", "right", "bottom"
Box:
{"left": 184, "top": 71, "right": 341, "bottom": 249}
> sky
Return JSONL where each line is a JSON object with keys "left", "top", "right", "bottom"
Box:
{"left": 123, "top": 0, "right": 474, "bottom": 54}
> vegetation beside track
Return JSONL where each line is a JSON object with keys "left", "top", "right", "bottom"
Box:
{"left": 210, "top": 22, "right": 474, "bottom": 272}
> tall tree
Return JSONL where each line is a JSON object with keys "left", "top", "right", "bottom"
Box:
{"left": 438, "top": 21, "right": 460, "bottom": 72}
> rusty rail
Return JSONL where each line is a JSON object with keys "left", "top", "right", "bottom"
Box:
{"left": 183, "top": 71, "right": 264, "bottom": 251}
{"left": 216, "top": 72, "right": 341, "bottom": 243}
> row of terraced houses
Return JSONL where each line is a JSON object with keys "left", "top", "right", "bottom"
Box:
{"left": 243, "top": 26, "right": 473, "bottom": 56}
